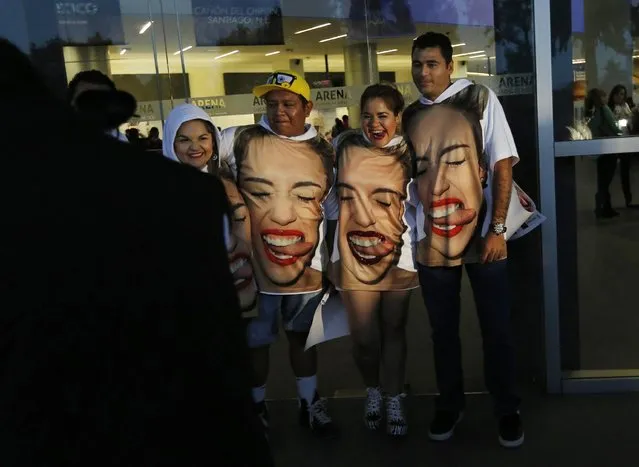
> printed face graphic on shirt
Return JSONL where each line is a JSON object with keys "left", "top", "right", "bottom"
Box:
{"left": 221, "top": 178, "right": 258, "bottom": 317}
{"left": 515, "top": 183, "right": 535, "bottom": 213}
{"left": 239, "top": 136, "right": 328, "bottom": 290}
{"left": 337, "top": 144, "right": 407, "bottom": 285}
{"left": 409, "top": 105, "right": 485, "bottom": 262}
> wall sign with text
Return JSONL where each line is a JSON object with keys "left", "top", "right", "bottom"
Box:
{"left": 55, "top": 0, "right": 124, "bottom": 45}
{"left": 132, "top": 76, "right": 534, "bottom": 123}
{"left": 192, "top": 0, "right": 284, "bottom": 46}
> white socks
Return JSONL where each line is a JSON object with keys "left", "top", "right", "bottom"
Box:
{"left": 296, "top": 375, "right": 318, "bottom": 405}
{"left": 252, "top": 384, "right": 266, "bottom": 404}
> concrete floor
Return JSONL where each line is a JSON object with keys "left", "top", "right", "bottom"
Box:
{"left": 268, "top": 392, "right": 639, "bottom": 467}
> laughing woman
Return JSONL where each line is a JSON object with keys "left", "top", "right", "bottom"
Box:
{"left": 328, "top": 84, "right": 418, "bottom": 437}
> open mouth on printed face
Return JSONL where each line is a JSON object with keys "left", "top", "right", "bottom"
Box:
{"left": 428, "top": 198, "right": 477, "bottom": 238}
{"left": 346, "top": 231, "right": 394, "bottom": 265}
{"left": 261, "top": 229, "right": 314, "bottom": 266}
{"left": 228, "top": 252, "right": 254, "bottom": 291}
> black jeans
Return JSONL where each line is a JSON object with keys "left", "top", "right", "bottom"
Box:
{"left": 418, "top": 260, "right": 520, "bottom": 416}
{"left": 596, "top": 154, "right": 618, "bottom": 210}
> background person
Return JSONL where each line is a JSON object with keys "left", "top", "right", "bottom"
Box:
{"left": 67, "top": 69, "right": 130, "bottom": 143}
{"left": 328, "top": 84, "right": 417, "bottom": 437}
{"left": 221, "top": 71, "right": 338, "bottom": 437}
{"left": 146, "top": 126, "right": 163, "bottom": 152}
{"left": 586, "top": 88, "right": 622, "bottom": 218}
{"left": 608, "top": 84, "right": 634, "bottom": 207}
{"left": 405, "top": 32, "right": 523, "bottom": 448}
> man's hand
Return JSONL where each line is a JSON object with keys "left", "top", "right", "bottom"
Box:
{"left": 481, "top": 232, "right": 507, "bottom": 263}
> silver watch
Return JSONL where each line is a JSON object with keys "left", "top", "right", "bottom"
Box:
{"left": 490, "top": 222, "right": 507, "bottom": 235}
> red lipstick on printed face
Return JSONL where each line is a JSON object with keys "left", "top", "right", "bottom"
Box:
{"left": 261, "top": 229, "right": 314, "bottom": 266}
{"left": 428, "top": 197, "right": 474, "bottom": 238}
{"left": 347, "top": 230, "right": 394, "bottom": 265}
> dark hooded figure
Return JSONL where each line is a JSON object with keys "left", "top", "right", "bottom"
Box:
{"left": 0, "top": 38, "right": 272, "bottom": 467}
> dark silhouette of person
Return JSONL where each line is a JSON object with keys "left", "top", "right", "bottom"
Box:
{"left": 146, "top": 126, "right": 163, "bottom": 152}
{"left": 0, "top": 38, "right": 272, "bottom": 467}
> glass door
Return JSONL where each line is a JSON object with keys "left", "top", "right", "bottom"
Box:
{"left": 536, "top": 0, "right": 639, "bottom": 393}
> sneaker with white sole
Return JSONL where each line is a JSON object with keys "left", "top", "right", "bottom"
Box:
{"left": 498, "top": 412, "right": 524, "bottom": 448}
{"left": 364, "top": 387, "right": 383, "bottom": 430}
{"left": 385, "top": 393, "right": 408, "bottom": 437}
{"left": 428, "top": 410, "right": 463, "bottom": 441}
{"left": 299, "top": 393, "right": 337, "bottom": 438}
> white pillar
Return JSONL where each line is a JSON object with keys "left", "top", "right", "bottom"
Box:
{"left": 343, "top": 42, "right": 379, "bottom": 127}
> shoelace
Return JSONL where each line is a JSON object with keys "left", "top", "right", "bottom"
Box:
{"left": 386, "top": 394, "right": 406, "bottom": 422}
{"left": 310, "top": 398, "right": 333, "bottom": 425}
{"left": 366, "top": 387, "right": 383, "bottom": 414}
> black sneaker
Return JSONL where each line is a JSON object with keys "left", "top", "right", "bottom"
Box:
{"left": 498, "top": 412, "right": 524, "bottom": 448}
{"left": 428, "top": 410, "right": 463, "bottom": 441}
{"left": 255, "top": 401, "right": 269, "bottom": 430}
{"left": 299, "top": 393, "right": 337, "bottom": 438}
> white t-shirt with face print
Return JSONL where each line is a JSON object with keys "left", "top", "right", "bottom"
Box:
{"left": 219, "top": 117, "right": 335, "bottom": 295}
{"left": 326, "top": 132, "right": 418, "bottom": 292}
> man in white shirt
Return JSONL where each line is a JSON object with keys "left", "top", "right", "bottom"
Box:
{"left": 404, "top": 32, "right": 523, "bottom": 448}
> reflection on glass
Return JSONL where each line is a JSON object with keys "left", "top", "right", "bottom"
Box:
{"left": 554, "top": 0, "right": 639, "bottom": 141}
{"left": 563, "top": 154, "right": 639, "bottom": 370}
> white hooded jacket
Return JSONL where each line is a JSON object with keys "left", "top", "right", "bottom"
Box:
{"left": 162, "top": 104, "right": 222, "bottom": 172}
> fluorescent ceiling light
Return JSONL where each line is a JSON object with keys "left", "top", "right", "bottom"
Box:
{"left": 265, "top": 51, "right": 281, "bottom": 56}
{"left": 468, "top": 54, "right": 487, "bottom": 59}
{"left": 214, "top": 49, "right": 240, "bottom": 60}
{"left": 467, "top": 72, "right": 491, "bottom": 76}
{"left": 173, "top": 45, "right": 192, "bottom": 55}
{"left": 319, "top": 34, "right": 347, "bottom": 43}
{"left": 489, "top": 56, "right": 496, "bottom": 59}
{"left": 139, "top": 21, "right": 153, "bottom": 34}
{"left": 633, "top": 55, "right": 639, "bottom": 59}
{"left": 452, "top": 50, "right": 485, "bottom": 58}
{"left": 119, "top": 48, "right": 128, "bottom": 56}
{"left": 295, "top": 23, "right": 331, "bottom": 35}
{"left": 572, "top": 58, "right": 585, "bottom": 64}
{"left": 377, "top": 49, "right": 398, "bottom": 55}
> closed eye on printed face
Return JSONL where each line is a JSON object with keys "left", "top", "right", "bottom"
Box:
{"left": 336, "top": 182, "right": 355, "bottom": 201}
{"left": 243, "top": 176, "right": 274, "bottom": 198}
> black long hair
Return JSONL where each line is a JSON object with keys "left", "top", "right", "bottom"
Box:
{"left": 608, "top": 84, "right": 627, "bottom": 111}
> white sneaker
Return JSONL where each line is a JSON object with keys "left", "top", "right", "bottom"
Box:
{"left": 364, "top": 387, "right": 383, "bottom": 430}
{"left": 386, "top": 393, "right": 408, "bottom": 437}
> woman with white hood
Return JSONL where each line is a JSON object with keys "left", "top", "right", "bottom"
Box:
{"left": 327, "top": 83, "right": 418, "bottom": 438}
{"left": 163, "top": 103, "right": 221, "bottom": 173}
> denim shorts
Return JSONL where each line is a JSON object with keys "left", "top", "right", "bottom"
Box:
{"left": 246, "top": 290, "right": 324, "bottom": 348}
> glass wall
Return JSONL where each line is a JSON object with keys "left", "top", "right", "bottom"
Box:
{"left": 548, "top": 0, "right": 639, "bottom": 385}
{"left": 1, "top": 0, "right": 544, "bottom": 397}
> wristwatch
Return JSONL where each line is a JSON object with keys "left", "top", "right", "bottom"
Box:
{"left": 490, "top": 222, "right": 507, "bottom": 236}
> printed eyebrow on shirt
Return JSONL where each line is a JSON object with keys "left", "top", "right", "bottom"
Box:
{"left": 416, "top": 143, "right": 470, "bottom": 162}
{"left": 243, "top": 177, "right": 273, "bottom": 186}
{"left": 336, "top": 182, "right": 356, "bottom": 191}
{"left": 292, "top": 181, "right": 323, "bottom": 190}
{"left": 372, "top": 187, "right": 403, "bottom": 198}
